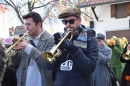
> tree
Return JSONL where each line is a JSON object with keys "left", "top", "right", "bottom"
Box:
{"left": 2, "top": 0, "right": 58, "bottom": 25}
{"left": 0, "top": 0, "right": 93, "bottom": 35}
{"left": 1, "top": 0, "right": 92, "bottom": 24}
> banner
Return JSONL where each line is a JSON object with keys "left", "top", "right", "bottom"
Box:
{"left": 54, "top": 0, "right": 57, "bottom": 2}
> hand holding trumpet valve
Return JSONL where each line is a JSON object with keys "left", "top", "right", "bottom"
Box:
{"left": 127, "top": 44, "right": 130, "bottom": 51}
{"left": 5, "top": 32, "right": 29, "bottom": 59}
{"left": 59, "top": 40, "right": 79, "bottom": 54}
{"left": 53, "top": 32, "right": 78, "bottom": 54}
{"left": 13, "top": 39, "right": 28, "bottom": 51}
{"left": 122, "top": 44, "right": 130, "bottom": 60}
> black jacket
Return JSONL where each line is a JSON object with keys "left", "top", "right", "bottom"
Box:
{"left": 46, "top": 36, "right": 99, "bottom": 86}
{"left": 120, "top": 42, "right": 130, "bottom": 86}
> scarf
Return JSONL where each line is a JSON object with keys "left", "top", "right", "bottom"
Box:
{"left": 73, "top": 25, "right": 89, "bottom": 48}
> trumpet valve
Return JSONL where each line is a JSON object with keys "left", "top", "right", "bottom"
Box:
{"left": 123, "top": 50, "right": 130, "bottom": 60}
{"left": 126, "top": 50, "right": 130, "bottom": 55}
{"left": 55, "top": 49, "right": 62, "bottom": 57}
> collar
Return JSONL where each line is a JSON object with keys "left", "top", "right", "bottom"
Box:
{"left": 99, "top": 42, "right": 105, "bottom": 48}
{"left": 30, "top": 29, "right": 45, "bottom": 40}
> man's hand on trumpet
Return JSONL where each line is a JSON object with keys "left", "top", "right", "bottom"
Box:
{"left": 60, "top": 40, "right": 79, "bottom": 54}
{"left": 127, "top": 44, "right": 130, "bottom": 51}
{"left": 12, "top": 37, "right": 21, "bottom": 45}
{"left": 13, "top": 40, "right": 28, "bottom": 51}
{"left": 53, "top": 32, "right": 79, "bottom": 54}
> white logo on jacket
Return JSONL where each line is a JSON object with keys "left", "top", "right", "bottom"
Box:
{"left": 60, "top": 60, "right": 73, "bottom": 71}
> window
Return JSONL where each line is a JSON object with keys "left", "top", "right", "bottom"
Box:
{"left": 116, "top": 3, "right": 126, "bottom": 18}
{"left": 111, "top": 2, "right": 130, "bottom": 18}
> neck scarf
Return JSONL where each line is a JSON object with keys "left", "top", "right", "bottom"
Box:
{"left": 73, "top": 25, "right": 89, "bottom": 48}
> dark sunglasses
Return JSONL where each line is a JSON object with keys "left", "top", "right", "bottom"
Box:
{"left": 62, "top": 19, "right": 78, "bottom": 25}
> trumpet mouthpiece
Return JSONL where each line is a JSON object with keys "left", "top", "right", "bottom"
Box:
{"left": 26, "top": 31, "right": 29, "bottom": 33}
{"left": 67, "top": 28, "right": 70, "bottom": 30}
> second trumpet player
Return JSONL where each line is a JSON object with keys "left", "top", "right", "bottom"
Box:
{"left": 45, "top": 7, "right": 99, "bottom": 86}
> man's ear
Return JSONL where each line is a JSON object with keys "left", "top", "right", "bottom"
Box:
{"left": 37, "top": 22, "right": 42, "bottom": 27}
{"left": 79, "top": 18, "right": 82, "bottom": 23}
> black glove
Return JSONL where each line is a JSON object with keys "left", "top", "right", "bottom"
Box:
{"left": 53, "top": 32, "right": 61, "bottom": 44}
{"left": 19, "top": 34, "right": 24, "bottom": 37}
{"left": 87, "top": 29, "right": 96, "bottom": 38}
{"left": 59, "top": 40, "right": 79, "bottom": 54}
{"left": 108, "top": 45, "right": 115, "bottom": 49}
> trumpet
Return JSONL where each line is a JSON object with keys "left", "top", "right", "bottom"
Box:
{"left": 5, "top": 31, "right": 29, "bottom": 63}
{"left": 122, "top": 50, "right": 130, "bottom": 60}
{"left": 42, "top": 29, "right": 73, "bottom": 63}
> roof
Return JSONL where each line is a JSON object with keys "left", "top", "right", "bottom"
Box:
{"left": 77, "top": 0, "right": 130, "bottom": 8}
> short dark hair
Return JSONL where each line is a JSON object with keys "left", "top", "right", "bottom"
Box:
{"left": 22, "top": 12, "right": 42, "bottom": 25}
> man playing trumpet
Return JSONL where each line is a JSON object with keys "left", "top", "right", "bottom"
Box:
{"left": 10, "top": 12, "right": 54, "bottom": 86}
{"left": 46, "top": 7, "right": 99, "bottom": 86}
{"left": 120, "top": 42, "right": 130, "bottom": 86}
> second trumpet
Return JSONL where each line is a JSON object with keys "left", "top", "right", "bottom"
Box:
{"left": 42, "top": 29, "right": 73, "bottom": 63}
{"left": 122, "top": 50, "right": 130, "bottom": 60}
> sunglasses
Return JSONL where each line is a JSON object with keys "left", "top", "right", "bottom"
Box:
{"left": 62, "top": 18, "right": 78, "bottom": 25}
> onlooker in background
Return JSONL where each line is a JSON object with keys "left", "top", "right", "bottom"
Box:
{"left": 2, "top": 37, "right": 17, "bottom": 86}
{"left": 3, "top": 37, "right": 13, "bottom": 49}
{"left": 46, "top": 7, "right": 99, "bottom": 86}
{"left": 0, "top": 43, "right": 6, "bottom": 86}
{"left": 109, "top": 36, "right": 125, "bottom": 84}
{"left": 120, "top": 42, "right": 130, "bottom": 86}
{"left": 93, "top": 33, "right": 112, "bottom": 86}
{"left": 11, "top": 12, "right": 54, "bottom": 86}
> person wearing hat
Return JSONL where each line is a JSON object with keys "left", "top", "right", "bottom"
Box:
{"left": 109, "top": 36, "right": 125, "bottom": 84}
{"left": 93, "top": 33, "right": 112, "bottom": 86}
{"left": 3, "top": 37, "right": 13, "bottom": 49}
{"left": 2, "top": 37, "right": 17, "bottom": 86}
{"left": 46, "top": 7, "right": 99, "bottom": 86}
{"left": 3, "top": 37, "right": 13, "bottom": 65}
{"left": 120, "top": 42, "right": 130, "bottom": 86}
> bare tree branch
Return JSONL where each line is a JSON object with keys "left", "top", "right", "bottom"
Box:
{"left": 4, "top": 0, "right": 24, "bottom": 24}
{"left": 81, "top": 12, "right": 93, "bottom": 19}
{"left": 1, "top": 0, "right": 92, "bottom": 28}
{"left": 31, "top": 0, "right": 35, "bottom": 11}
{"left": 42, "top": 2, "right": 56, "bottom": 22}
{"left": 33, "top": 1, "right": 53, "bottom": 9}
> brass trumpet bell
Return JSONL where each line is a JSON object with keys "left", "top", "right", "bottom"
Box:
{"left": 42, "top": 48, "right": 62, "bottom": 63}
{"left": 42, "top": 51, "right": 56, "bottom": 63}
{"left": 122, "top": 50, "right": 130, "bottom": 60}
